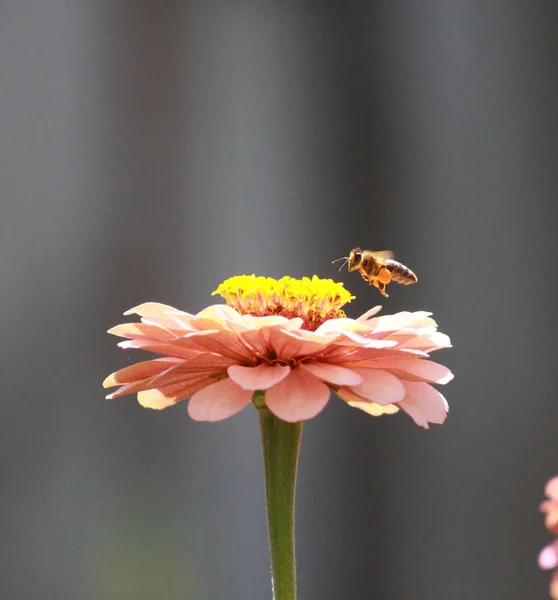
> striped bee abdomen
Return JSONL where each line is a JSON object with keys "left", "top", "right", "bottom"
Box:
{"left": 385, "top": 260, "right": 418, "bottom": 285}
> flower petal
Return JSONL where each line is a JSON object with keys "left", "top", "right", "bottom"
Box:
{"left": 228, "top": 363, "right": 291, "bottom": 390}
{"left": 545, "top": 510, "right": 558, "bottom": 535}
{"left": 336, "top": 386, "right": 400, "bottom": 416}
{"left": 539, "top": 541, "right": 558, "bottom": 570}
{"left": 299, "top": 361, "right": 362, "bottom": 386}
{"left": 267, "top": 327, "right": 330, "bottom": 358}
{"left": 151, "top": 353, "right": 237, "bottom": 382}
{"left": 265, "top": 369, "right": 330, "bottom": 422}
{"left": 551, "top": 571, "right": 558, "bottom": 600}
{"left": 356, "top": 306, "right": 383, "bottom": 321}
{"left": 397, "top": 381, "right": 449, "bottom": 428}
{"left": 187, "top": 378, "right": 253, "bottom": 421}
{"left": 179, "top": 330, "right": 253, "bottom": 361}
{"left": 317, "top": 345, "right": 427, "bottom": 364}
{"left": 103, "top": 358, "right": 182, "bottom": 388}
{"left": 315, "top": 318, "right": 376, "bottom": 336}
{"left": 106, "top": 379, "right": 157, "bottom": 400}
{"left": 350, "top": 369, "right": 406, "bottom": 406}
{"left": 238, "top": 324, "right": 320, "bottom": 359}
{"left": 546, "top": 478, "right": 558, "bottom": 500}
{"left": 196, "top": 304, "right": 247, "bottom": 324}
{"left": 400, "top": 331, "right": 452, "bottom": 352}
{"left": 107, "top": 323, "right": 180, "bottom": 341}
{"left": 117, "top": 339, "right": 204, "bottom": 360}
{"left": 137, "top": 374, "right": 217, "bottom": 409}
{"left": 350, "top": 358, "right": 453, "bottom": 384}
{"left": 123, "top": 302, "right": 187, "bottom": 318}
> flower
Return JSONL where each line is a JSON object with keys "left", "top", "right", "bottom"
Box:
{"left": 103, "top": 275, "right": 453, "bottom": 425}
{"left": 539, "top": 477, "right": 558, "bottom": 599}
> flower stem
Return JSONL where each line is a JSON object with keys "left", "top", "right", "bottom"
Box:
{"left": 258, "top": 406, "right": 303, "bottom": 600}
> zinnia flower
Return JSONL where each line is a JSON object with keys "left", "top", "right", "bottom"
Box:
{"left": 103, "top": 275, "right": 453, "bottom": 426}
{"left": 539, "top": 477, "right": 558, "bottom": 599}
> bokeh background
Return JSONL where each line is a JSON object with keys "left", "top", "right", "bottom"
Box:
{"left": 2, "top": 2, "right": 558, "bottom": 599}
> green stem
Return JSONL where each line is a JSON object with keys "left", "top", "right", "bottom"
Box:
{"left": 258, "top": 405, "right": 303, "bottom": 600}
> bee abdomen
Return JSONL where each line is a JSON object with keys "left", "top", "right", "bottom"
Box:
{"left": 385, "top": 260, "right": 418, "bottom": 285}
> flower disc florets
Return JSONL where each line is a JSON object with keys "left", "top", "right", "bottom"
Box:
{"left": 212, "top": 275, "right": 354, "bottom": 331}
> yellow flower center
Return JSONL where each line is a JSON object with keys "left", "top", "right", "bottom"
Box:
{"left": 212, "top": 274, "right": 354, "bottom": 330}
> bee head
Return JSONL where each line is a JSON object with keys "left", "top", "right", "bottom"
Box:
{"left": 347, "top": 248, "right": 362, "bottom": 271}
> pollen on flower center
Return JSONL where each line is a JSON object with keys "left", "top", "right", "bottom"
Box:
{"left": 212, "top": 274, "right": 354, "bottom": 330}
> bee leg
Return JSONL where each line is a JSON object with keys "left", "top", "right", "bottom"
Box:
{"left": 377, "top": 282, "right": 389, "bottom": 298}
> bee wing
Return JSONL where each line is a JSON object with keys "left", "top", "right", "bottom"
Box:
{"left": 369, "top": 250, "right": 394, "bottom": 260}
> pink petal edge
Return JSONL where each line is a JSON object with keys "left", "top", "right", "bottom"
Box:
{"left": 397, "top": 381, "right": 449, "bottom": 429}
{"left": 349, "top": 369, "right": 406, "bottom": 406}
{"left": 227, "top": 363, "right": 291, "bottom": 390}
{"left": 187, "top": 378, "right": 253, "bottom": 422}
{"left": 265, "top": 369, "right": 331, "bottom": 422}
{"left": 299, "top": 361, "right": 363, "bottom": 386}
{"left": 540, "top": 542, "right": 558, "bottom": 570}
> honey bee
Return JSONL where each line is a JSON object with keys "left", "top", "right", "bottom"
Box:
{"left": 332, "top": 248, "right": 418, "bottom": 297}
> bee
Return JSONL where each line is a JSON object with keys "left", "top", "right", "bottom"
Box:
{"left": 332, "top": 248, "right": 418, "bottom": 297}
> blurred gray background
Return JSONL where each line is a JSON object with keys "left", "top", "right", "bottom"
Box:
{"left": 2, "top": 1, "right": 558, "bottom": 599}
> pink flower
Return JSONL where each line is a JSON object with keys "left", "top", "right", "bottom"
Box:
{"left": 103, "top": 275, "right": 453, "bottom": 426}
{"left": 540, "top": 478, "right": 558, "bottom": 599}
{"left": 542, "top": 478, "right": 558, "bottom": 534}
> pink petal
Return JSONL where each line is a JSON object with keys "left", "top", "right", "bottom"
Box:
{"left": 546, "top": 478, "right": 558, "bottom": 500}
{"left": 292, "top": 324, "right": 396, "bottom": 351}
{"left": 117, "top": 339, "right": 202, "bottom": 360}
{"left": 193, "top": 305, "right": 275, "bottom": 333}
{"left": 123, "top": 302, "right": 187, "bottom": 318}
{"left": 299, "top": 362, "right": 362, "bottom": 386}
{"left": 551, "top": 571, "right": 558, "bottom": 600}
{"left": 228, "top": 363, "right": 290, "bottom": 390}
{"left": 336, "top": 386, "right": 400, "bottom": 416}
{"left": 353, "top": 358, "right": 453, "bottom": 385}
{"left": 122, "top": 303, "right": 205, "bottom": 332}
{"left": 178, "top": 330, "right": 253, "bottom": 361}
{"left": 541, "top": 499, "right": 558, "bottom": 513}
{"left": 248, "top": 315, "right": 304, "bottom": 330}
{"left": 315, "top": 318, "right": 376, "bottom": 336}
{"left": 401, "top": 331, "right": 452, "bottom": 351}
{"left": 134, "top": 355, "right": 236, "bottom": 398}
{"left": 107, "top": 323, "right": 180, "bottom": 342}
{"left": 356, "top": 306, "right": 383, "bottom": 321}
{"left": 103, "top": 358, "right": 182, "bottom": 388}
{"left": 236, "top": 326, "right": 275, "bottom": 357}
{"left": 238, "top": 326, "right": 329, "bottom": 360}
{"left": 106, "top": 379, "right": 157, "bottom": 400}
{"left": 196, "top": 306, "right": 302, "bottom": 334}
{"left": 539, "top": 542, "right": 558, "bottom": 570}
{"left": 106, "top": 353, "right": 235, "bottom": 400}
{"left": 229, "top": 314, "right": 303, "bottom": 333}
{"left": 398, "top": 381, "right": 449, "bottom": 428}
{"left": 265, "top": 369, "right": 331, "bottom": 422}
{"left": 266, "top": 327, "right": 329, "bottom": 359}
{"left": 196, "top": 304, "right": 246, "bottom": 324}
{"left": 151, "top": 353, "right": 237, "bottom": 382}
{"left": 336, "top": 333, "right": 398, "bottom": 348}
{"left": 370, "top": 311, "right": 435, "bottom": 333}
{"left": 109, "top": 367, "right": 220, "bottom": 401}
{"left": 317, "top": 345, "right": 427, "bottom": 363}
{"left": 137, "top": 375, "right": 217, "bottom": 409}
{"left": 350, "top": 369, "right": 406, "bottom": 406}
{"left": 187, "top": 378, "right": 253, "bottom": 421}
